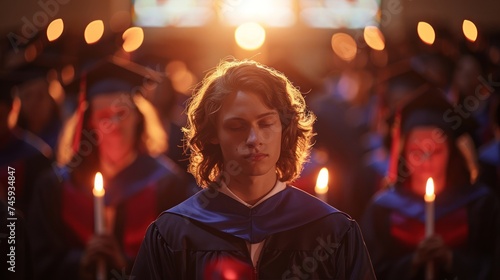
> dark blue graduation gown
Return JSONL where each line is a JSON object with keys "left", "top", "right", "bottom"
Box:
{"left": 0, "top": 128, "right": 52, "bottom": 216}
{"left": 27, "top": 155, "right": 188, "bottom": 280}
{"left": 131, "top": 186, "right": 376, "bottom": 279}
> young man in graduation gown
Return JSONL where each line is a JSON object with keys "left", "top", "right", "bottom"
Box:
{"left": 27, "top": 57, "right": 190, "bottom": 280}
{"left": 360, "top": 87, "right": 500, "bottom": 279}
{"left": 131, "top": 59, "right": 376, "bottom": 279}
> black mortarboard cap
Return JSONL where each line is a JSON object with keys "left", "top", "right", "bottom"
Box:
{"left": 0, "top": 58, "right": 58, "bottom": 104}
{"left": 65, "top": 56, "right": 162, "bottom": 99}
{"left": 388, "top": 86, "right": 478, "bottom": 140}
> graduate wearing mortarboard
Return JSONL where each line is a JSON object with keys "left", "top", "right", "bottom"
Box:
{"left": 0, "top": 75, "right": 41, "bottom": 280}
{"left": 13, "top": 62, "right": 63, "bottom": 154}
{"left": 360, "top": 85, "right": 500, "bottom": 279}
{"left": 131, "top": 60, "right": 376, "bottom": 279}
{"left": 27, "top": 56, "right": 190, "bottom": 280}
{"left": 0, "top": 71, "right": 53, "bottom": 216}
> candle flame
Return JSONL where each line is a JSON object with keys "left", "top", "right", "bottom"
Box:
{"left": 364, "top": 26, "right": 385, "bottom": 51}
{"left": 315, "top": 168, "right": 329, "bottom": 195}
{"left": 84, "top": 20, "right": 104, "bottom": 44}
{"left": 122, "top": 27, "right": 144, "bottom": 52}
{"left": 417, "top": 21, "right": 435, "bottom": 45}
{"left": 462, "top": 20, "right": 478, "bottom": 42}
{"left": 94, "top": 172, "right": 103, "bottom": 192}
{"left": 426, "top": 177, "right": 434, "bottom": 196}
{"left": 47, "top": 18, "right": 64, "bottom": 42}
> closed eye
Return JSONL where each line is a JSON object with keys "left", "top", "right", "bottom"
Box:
{"left": 259, "top": 122, "right": 274, "bottom": 128}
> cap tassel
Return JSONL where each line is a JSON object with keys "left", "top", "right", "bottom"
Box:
{"left": 387, "top": 110, "right": 401, "bottom": 186}
{"left": 72, "top": 74, "right": 87, "bottom": 153}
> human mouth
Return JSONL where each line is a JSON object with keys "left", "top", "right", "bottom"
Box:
{"left": 244, "top": 153, "right": 268, "bottom": 161}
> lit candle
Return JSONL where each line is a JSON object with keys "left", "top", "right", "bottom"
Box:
{"left": 315, "top": 168, "right": 329, "bottom": 202}
{"left": 93, "top": 172, "right": 105, "bottom": 234}
{"left": 424, "top": 177, "right": 435, "bottom": 280}
{"left": 424, "top": 177, "right": 435, "bottom": 237}
{"left": 93, "top": 172, "right": 106, "bottom": 280}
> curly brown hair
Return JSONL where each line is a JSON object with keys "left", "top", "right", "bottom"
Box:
{"left": 183, "top": 59, "right": 316, "bottom": 187}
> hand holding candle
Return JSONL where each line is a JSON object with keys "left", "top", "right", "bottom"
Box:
{"left": 315, "top": 168, "right": 329, "bottom": 203}
{"left": 93, "top": 172, "right": 107, "bottom": 280}
{"left": 424, "top": 177, "right": 435, "bottom": 280}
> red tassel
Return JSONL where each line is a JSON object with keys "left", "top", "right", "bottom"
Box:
{"left": 387, "top": 110, "right": 401, "bottom": 185}
{"left": 72, "top": 74, "right": 87, "bottom": 153}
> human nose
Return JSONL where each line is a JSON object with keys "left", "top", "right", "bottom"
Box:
{"left": 420, "top": 152, "right": 434, "bottom": 166}
{"left": 246, "top": 127, "right": 261, "bottom": 147}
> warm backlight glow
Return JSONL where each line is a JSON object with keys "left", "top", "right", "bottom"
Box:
{"left": 93, "top": 172, "right": 104, "bottom": 196}
{"left": 315, "top": 168, "right": 329, "bottom": 195}
{"left": 24, "top": 44, "right": 38, "bottom": 62}
{"left": 462, "top": 20, "right": 478, "bottom": 42}
{"left": 364, "top": 26, "right": 385, "bottom": 51}
{"left": 165, "top": 60, "right": 196, "bottom": 95}
{"left": 61, "top": 64, "right": 75, "bottom": 85}
{"left": 425, "top": 177, "right": 435, "bottom": 202}
{"left": 222, "top": 269, "right": 238, "bottom": 280}
{"left": 417, "top": 21, "right": 435, "bottom": 45}
{"left": 331, "top": 33, "right": 357, "bottom": 61}
{"left": 47, "top": 18, "right": 64, "bottom": 42}
{"left": 48, "top": 80, "right": 64, "bottom": 104}
{"left": 122, "top": 27, "right": 144, "bottom": 52}
{"left": 235, "top": 22, "right": 266, "bottom": 51}
{"left": 85, "top": 20, "right": 104, "bottom": 44}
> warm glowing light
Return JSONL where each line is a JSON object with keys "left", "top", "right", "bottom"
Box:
{"left": 417, "top": 21, "right": 435, "bottom": 45}
{"left": 24, "top": 44, "right": 38, "bottom": 62}
{"left": 221, "top": 0, "right": 295, "bottom": 27}
{"left": 315, "top": 168, "right": 329, "bottom": 195}
{"left": 47, "top": 18, "right": 64, "bottom": 42}
{"left": 172, "top": 70, "right": 195, "bottom": 94}
{"left": 222, "top": 269, "right": 238, "bottom": 280}
{"left": 48, "top": 80, "right": 64, "bottom": 104}
{"left": 8, "top": 96, "right": 21, "bottom": 129}
{"left": 331, "top": 33, "right": 357, "bottom": 61}
{"left": 84, "top": 20, "right": 104, "bottom": 44}
{"left": 61, "top": 64, "right": 75, "bottom": 85}
{"left": 462, "top": 20, "right": 478, "bottom": 42}
{"left": 93, "top": 172, "right": 104, "bottom": 196}
{"left": 165, "top": 60, "right": 187, "bottom": 76}
{"left": 425, "top": 177, "right": 435, "bottom": 202}
{"left": 165, "top": 60, "right": 196, "bottom": 95}
{"left": 364, "top": 26, "right": 385, "bottom": 51}
{"left": 235, "top": 22, "right": 266, "bottom": 51}
{"left": 122, "top": 27, "right": 144, "bottom": 52}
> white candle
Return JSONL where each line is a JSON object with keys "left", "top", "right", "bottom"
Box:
{"left": 424, "top": 177, "right": 435, "bottom": 280}
{"left": 314, "top": 168, "right": 329, "bottom": 203}
{"left": 424, "top": 177, "right": 435, "bottom": 237}
{"left": 93, "top": 172, "right": 106, "bottom": 280}
{"left": 93, "top": 172, "right": 105, "bottom": 234}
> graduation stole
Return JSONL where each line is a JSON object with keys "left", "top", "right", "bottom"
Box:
{"left": 61, "top": 178, "right": 159, "bottom": 257}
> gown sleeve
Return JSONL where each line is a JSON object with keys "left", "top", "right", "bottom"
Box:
{"left": 360, "top": 203, "right": 416, "bottom": 280}
{"left": 343, "top": 219, "right": 377, "bottom": 280}
{"left": 130, "top": 221, "right": 177, "bottom": 280}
